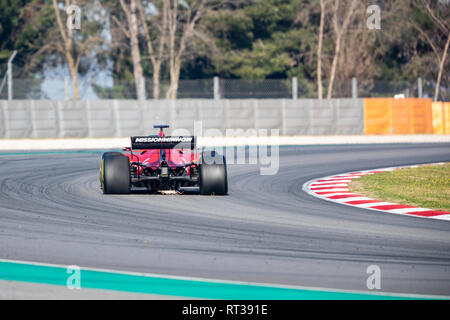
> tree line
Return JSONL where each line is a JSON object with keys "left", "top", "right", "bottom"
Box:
{"left": 0, "top": 0, "right": 448, "bottom": 100}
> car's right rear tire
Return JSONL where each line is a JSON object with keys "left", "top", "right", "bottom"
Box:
{"left": 199, "top": 151, "right": 228, "bottom": 195}
{"left": 100, "top": 153, "right": 130, "bottom": 194}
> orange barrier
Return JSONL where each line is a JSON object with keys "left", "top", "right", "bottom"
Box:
{"left": 432, "top": 102, "right": 444, "bottom": 134}
{"left": 364, "top": 98, "right": 392, "bottom": 134}
{"left": 391, "top": 98, "right": 411, "bottom": 134}
{"left": 432, "top": 102, "right": 450, "bottom": 134}
{"left": 410, "top": 98, "right": 433, "bottom": 134}
{"left": 446, "top": 102, "right": 450, "bottom": 134}
{"left": 364, "top": 98, "right": 434, "bottom": 134}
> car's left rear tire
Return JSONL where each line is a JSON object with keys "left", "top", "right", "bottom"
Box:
{"left": 100, "top": 153, "right": 130, "bottom": 194}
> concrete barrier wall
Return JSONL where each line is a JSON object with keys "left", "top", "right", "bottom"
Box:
{"left": 0, "top": 99, "right": 365, "bottom": 138}
{"left": 32, "top": 100, "right": 59, "bottom": 138}
{"left": 3, "top": 101, "right": 33, "bottom": 138}
{"left": 59, "top": 101, "right": 89, "bottom": 137}
{"left": 338, "top": 99, "right": 365, "bottom": 134}
{"left": 283, "top": 99, "right": 312, "bottom": 135}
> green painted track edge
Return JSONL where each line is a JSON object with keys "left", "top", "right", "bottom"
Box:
{"left": 0, "top": 261, "right": 434, "bottom": 300}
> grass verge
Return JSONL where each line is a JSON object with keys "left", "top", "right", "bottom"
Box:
{"left": 349, "top": 163, "right": 450, "bottom": 212}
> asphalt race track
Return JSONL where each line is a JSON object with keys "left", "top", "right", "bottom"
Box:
{"left": 0, "top": 143, "right": 449, "bottom": 296}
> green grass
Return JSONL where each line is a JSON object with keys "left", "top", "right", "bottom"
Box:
{"left": 349, "top": 163, "right": 450, "bottom": 212}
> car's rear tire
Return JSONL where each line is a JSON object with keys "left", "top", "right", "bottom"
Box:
{"left": 199, "top": 151, "right": 228, "bottom": 195}
{"left": 100, "top": 153, "right": 130, "bottom": 194}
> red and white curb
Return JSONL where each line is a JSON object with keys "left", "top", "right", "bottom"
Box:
{"left": 302, "top": 162, "right": 450, "bottom": 221}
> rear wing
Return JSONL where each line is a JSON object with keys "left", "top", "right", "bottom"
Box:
{"left": 131, "top": 136, "right": 196, "bottom": 150}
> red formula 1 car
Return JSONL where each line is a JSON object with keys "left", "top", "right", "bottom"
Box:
{"left": 100, "top": 125, "right": 228, "bottom": 195}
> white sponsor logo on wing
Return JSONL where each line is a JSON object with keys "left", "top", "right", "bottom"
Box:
{"left": 134, "top": 137, "right": 193, "bottom": 143}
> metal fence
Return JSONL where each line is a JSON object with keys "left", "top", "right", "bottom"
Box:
{"left": 0, "top": 74, "right": 448, "bottom": 101}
